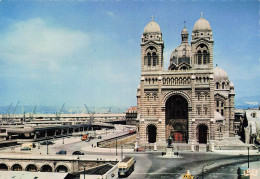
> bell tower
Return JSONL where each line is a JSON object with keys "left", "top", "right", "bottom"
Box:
{"left": 141, "top": 17, "right": 164, "bottom": 72}
{"left": 191, "top": 13, "right": 214, "bottom": 70}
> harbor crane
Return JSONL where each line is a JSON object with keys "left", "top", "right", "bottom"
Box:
{"left": 56, "top": 103, "right": 65, "bottom": 121}
{"left": 12, "top": 101, "right": 20, "bottom": 120}
{"left": 7, "top": 103, "right": 13, "bottom": 123}
{"left": 29, "top": 105, "right": 37, "bottom": 122}
{"left": 84, "top": 104, "right": 95, "bottom": 125}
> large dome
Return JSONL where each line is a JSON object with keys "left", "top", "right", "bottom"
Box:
{"left": 214, "top": 67, "right": 228, "bottom": 81}
{"left": 193, "top": 17, "right": 212, "bottom": 31}
{"left": 144, "top": 20, "right": 161, "bottom": 34}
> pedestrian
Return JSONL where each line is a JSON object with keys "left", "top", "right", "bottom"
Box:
{"left": 92, "top": 144, "right": 93, "bottom": 148}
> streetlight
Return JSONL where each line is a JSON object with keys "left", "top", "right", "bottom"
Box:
{"left": 116, "top": 139, "right": 117, "bottom": 156}
{"left": 121, "top": 145, "right": 123, "bottom": 161}
{"left": 46, "top": 139, "right": 49, "bottom": 155}
{"left": 202, "top": 162, "right": 214, "bottom": 179}
{"left": 63, "top": 136, "right": 64, "bottom": 144}
{"left": 83, "top": 165, "right": 86, "bottom": 179}
{"left": 247, "top": 147, "right": 249, "bottom": 168}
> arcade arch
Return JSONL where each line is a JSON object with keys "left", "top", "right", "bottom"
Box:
{"left": 25, "top": 164, "right": 37, "bottom": 172}
{"left": 41, "top": 164, "right": 53, "bottom": 172}
{"left": 0, "top": 163, "right": 8, "bottom": 170}
{"left": 55, "top": 165, "right": 68, "bottom": 173}
{"left": 11, "top": 164, "right": 23, "bottom": 171}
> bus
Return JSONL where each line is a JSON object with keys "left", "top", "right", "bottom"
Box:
{"left": 118, "top": 157, "right": 135, "bottom": 177}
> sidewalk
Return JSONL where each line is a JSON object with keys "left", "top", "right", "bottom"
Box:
{"left": 213, "top": 149, "right": 260, "bottom": 155}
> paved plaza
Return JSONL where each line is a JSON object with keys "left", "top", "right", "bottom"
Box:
{"left": 0, "top": 124, "right": 259, "bottom": 178}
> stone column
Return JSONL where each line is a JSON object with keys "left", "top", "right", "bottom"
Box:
{"left": 190, "top": 75, "right": 196, "bottom": 143}
{"left": 209, "top": 74, "right": 215, "bottom": 140}
{"left": 140, "top": 76, "right": 145, "bottom": 144}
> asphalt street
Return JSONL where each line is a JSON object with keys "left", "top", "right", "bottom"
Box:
{"left": 1, "top": 125, "right": 260, "bottom": 179}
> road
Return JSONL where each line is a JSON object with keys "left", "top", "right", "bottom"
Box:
{"left": 126, "top": 152, "right": 260, "bottom": 179}
{"left": 1, "top": 125, "right": 259, "bottom": 179}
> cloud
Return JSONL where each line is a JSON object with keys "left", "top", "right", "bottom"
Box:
{"left": 245, "top": 101, "right": 259, "bottom": 106}
{"left": 106, "top": 11, "right": 115, "bottom": 17}
{"left": 0, "top": 18, "right": 90, "bottom": 72}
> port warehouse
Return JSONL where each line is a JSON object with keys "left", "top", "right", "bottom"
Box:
{"left": 0, "top": 113, "right": 126, "bottom": 123}
{"left": 0, "top": 113, "right": 125, "bottom": 142}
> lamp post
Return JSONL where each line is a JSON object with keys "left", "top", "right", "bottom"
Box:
{"left": 46, "top": 139, "right": 49, "bottom": 155}
{"left": 63, "top": 136, "right": 64, "bottom": 144}
{"left": 248, "top": 147, "right": 249, "bottom": 168}
{"left": 38, "top": 141, "right": 40, "bottom": 149}
{"left": 83, "top": 165, "right": 86, "bottom": 179}
{"left": 202, "top": 162, "right": 214, "bottom": 179}
{"left": 116, "top": 139, "right": 117, "bottom": 156}
{"left": 121, "top": 145, "right": 123, "bottom": 161}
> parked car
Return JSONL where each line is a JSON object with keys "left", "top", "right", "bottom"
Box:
{"left": 89, "top": 136, "right": 95, "bottom": 139}
{"left": 41, "top": 141, "right": 54, "bottom": 145}
{"left": 20, "top": 146, "right": 31, "bottom": 151}
{"left": 56, "top": 150, "right": 67, "bottom": 155}
{"left": 72, "top": 151, "right": 84, "bottom": 155}
{"left": 85, "top": 138, "right": 91, "bottom": 142}
{"left": 97, "top": 136, "right": 102, "bottom": 139}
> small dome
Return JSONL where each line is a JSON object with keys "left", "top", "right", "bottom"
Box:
{"left": 193, "top": 16, "right": 212, "bottom": 31}
{"left": 181, "top": 27, "right": 189, "bottom": 35}
{"left": 230, "top": 82, "right": 234, "bottom": 88}
{"left": 144, "top": 20, "right": 161, "bottom": 34}
{"left": 214, "top": 66, "right": 228, "bottom": 81}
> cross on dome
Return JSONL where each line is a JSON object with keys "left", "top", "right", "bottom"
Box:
{"left": 151, "top": 15, "right": 154, "bottom": 21}
{"left": 200, "top": 12, "right": 203, "bottom": 18}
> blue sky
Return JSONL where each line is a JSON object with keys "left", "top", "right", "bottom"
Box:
{"left": 0, "top": 0, "right": 259, "bottom": 109}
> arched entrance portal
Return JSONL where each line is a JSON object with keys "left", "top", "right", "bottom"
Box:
{"left": 147, "top": 124, "right": 157, "bottom": 143}
{"left": 197, "top": 124, "right": 208, "bottom": 144}
{"left": 166, "top": 95, "right": 188, "bottom": 143}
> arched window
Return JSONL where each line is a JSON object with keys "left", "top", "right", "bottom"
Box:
{"left": 152, "top": 52, "right": 157, "bottom": 66}
{"left": 216, "top": 82, "right": 219, "bottom": 89}
{"left": 147, "top": 53, "right": 151, "bottom": 66}
{"left": 198, "top": 51, "right": 202, "bottom": 64}
{"left": 217, "top": 100, "right": 219, "bottom": 107}
{"left": 222, "top": 82, "right": 225, "bottom": 89}
{"left": 203, "top": 50, "right": 208, "bottom": 64}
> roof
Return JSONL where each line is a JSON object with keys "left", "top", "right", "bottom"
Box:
{"left": 126, "top": 106, "right": 137, "bottom": 113}
{"left": 193, "top": 16, "right": 212, "bottom": 31}
{"left": 143, "top": 20, "right": 161, "bottom": 34}
{"left": 170, "top": 43, "right": 191, "bottom": 60}
{"left": 181, "top": 27, "right": 189, "bottom": 35}
{"left": 214, "top": 66, "right": 229, "bottom": 81}
{"left": 85, "top": 164, "right": 113, "bottom": 175}
{"left": 245, "top": 110, "right": 260, "bottom": 122}
{"left": 215, "top": 111, "right": 225, "bottom": 120}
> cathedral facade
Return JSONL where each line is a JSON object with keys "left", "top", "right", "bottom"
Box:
{"left": 136, "top": 15, "right": 235, "bottom": 145}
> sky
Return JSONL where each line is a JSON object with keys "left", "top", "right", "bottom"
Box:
{"left": 0, "top": 0, "right": 259, "bottom": 109}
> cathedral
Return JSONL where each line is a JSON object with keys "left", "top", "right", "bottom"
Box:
{"left": 136, "top": 14, "right": 235, "bottom": 145}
